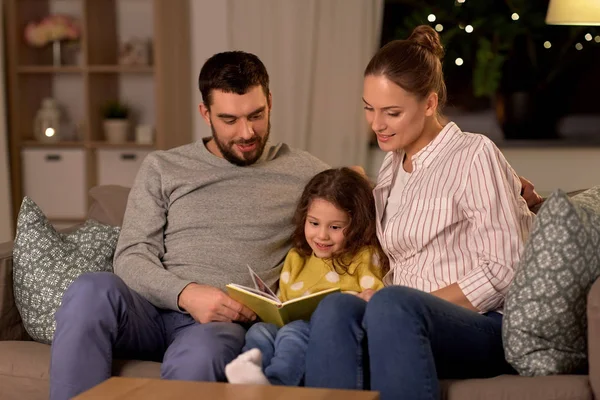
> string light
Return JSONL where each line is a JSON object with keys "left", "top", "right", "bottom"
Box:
{"left": 595, "top": 36, "right": 600, "bottom": 43}
{"left": 435, "top": 24, "right": 444, "bottom": 32}
{"left": 455, "top": 58, "right": 464, "bottom": 66}
{"left": 459, "top": 23, "right": 465, "bottom": 29}
{"left": 511, "top": 13, "right": 520, "bottom": 21}
{"left": 585, "top": 33, "right": 593, "bottom": 41}
{"left": 544, "top": 41, "right": 551, "bottom": 49}
{"left": 465, "top": 25, "right": 474, "bottom": 33}
{"left": 428, "top": 14, "right": 436, "bottom": 22}
{"left": 575, "top": 43, "right": 583, "bottom": 50}
{"left": 457, "top": 0, "right": 465, "bottom": 3}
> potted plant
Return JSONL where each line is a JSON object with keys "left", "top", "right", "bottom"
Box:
{"left": 102, "top": 100, "right": 130, "bottom": 143}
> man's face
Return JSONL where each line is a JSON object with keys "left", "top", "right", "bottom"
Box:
{"left": 201, "top": 86, "right": 271, "bottom": 166}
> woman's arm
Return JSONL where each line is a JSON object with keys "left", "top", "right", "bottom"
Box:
{"left": 453, "top": 141, "right": 535, "bottom": 313}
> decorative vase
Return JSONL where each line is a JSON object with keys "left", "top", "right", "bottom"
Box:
{"left": 34, "top": 98, "right": 61, "bottom": 142}
{"left": 103, "top": 119, "right": 130, "bottom": 143}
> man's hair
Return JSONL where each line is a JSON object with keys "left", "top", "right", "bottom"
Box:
{"left": 291, "top": 168, "right": 389, "bottom": 275}
{"left": 198, "top": 51, "right": 270, "bottom": 109}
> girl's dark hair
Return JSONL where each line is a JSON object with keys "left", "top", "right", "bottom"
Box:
{"left": 364, "top": 25, "right": 447, "bottom": 111}
{"left": 291, "top": 168, "right": 389, "bottom": 275}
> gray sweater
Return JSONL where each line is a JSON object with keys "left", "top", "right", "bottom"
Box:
{"left": 113, "top": 139, "right": 328, "bottom": 311}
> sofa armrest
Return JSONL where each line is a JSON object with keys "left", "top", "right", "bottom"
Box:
{"left": 0, "top": 240, "right": 30, "bottom": 341}
{"left": 587, "top": 278, "right": 600, "bottom": 397}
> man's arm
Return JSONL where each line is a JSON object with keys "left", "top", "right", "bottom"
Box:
{"left": 113, "top": 154, "right": 193, "bottom": 311}
{"left": 519, "top": 176, "right": 543, "bottom": 209}
{"left": 113, "top": 154, "right": 255, "bottom": 322}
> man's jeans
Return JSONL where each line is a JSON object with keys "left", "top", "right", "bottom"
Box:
{"left": 243, "top": 320, "right": 310, "bottom": 385}
{"left": 49, "top": 272, "right": 246, "bottom": 400}
{"left": 305, "top": 286, "right": 515, "bottom": 400}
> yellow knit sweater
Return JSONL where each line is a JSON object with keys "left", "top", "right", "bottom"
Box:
{"left": 278, "top": 247, "right": 385, "bottom": 302}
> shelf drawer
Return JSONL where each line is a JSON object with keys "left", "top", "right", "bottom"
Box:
{"left": 22, "top": 148, "right": 87, "bottom": 220}
{"left": 97, "top": 149, "right": 152, "bottom": 188}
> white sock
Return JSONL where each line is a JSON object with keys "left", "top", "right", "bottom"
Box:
{"left": 225, "top": 348, "right": 271, "bottom": 385}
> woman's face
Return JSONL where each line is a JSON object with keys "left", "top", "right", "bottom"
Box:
{"left": 363, "top": 74, "right": 434, "bottom": 155}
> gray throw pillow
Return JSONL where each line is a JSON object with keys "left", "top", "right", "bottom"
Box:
{"left": 503, "top": 186, "right": 600, "bottom": 376}
{"left": 12, "top": 197, "right": 120, "bottom": 344}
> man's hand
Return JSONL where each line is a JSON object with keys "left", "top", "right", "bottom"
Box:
{"left": 356, "top": 289, "right": 376, "bottom": 302}
{"left": 177, "top": 283, "right": 256, "bottom": 324}
{"left": 519, "top": 176, "right": 543, "bottom": 209}
{"left": 349, "top": 165, "right": 367, "bottom": 178}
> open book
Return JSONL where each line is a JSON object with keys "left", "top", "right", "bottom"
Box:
{"left": 226, "top": 266, "right": 339, "bottom": 327}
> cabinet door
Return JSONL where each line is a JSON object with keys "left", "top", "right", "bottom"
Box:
{"left": 22, "top": 148, "right": 87, "bottom": 220}
{"left": 97, "top": 149, "right": 152, "bottom": 188}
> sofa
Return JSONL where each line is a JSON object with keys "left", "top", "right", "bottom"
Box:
{"left": 0, "top": 185, "right": 597, "bottom": 400}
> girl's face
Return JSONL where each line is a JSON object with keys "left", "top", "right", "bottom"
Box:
{"left": 362, "top": 74, "right": 436, "bottom": 156}
{"left": 304, "top": 198, "right": 350, "bottom": 258}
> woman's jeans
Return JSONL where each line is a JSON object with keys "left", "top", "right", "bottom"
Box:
{"left": 243, "top": 320, "right": 310, "bottom": 386}
{"left": 305, "top": 286, "right": 514, "bottom": 400}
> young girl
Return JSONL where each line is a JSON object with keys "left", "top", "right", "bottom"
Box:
{"left": 225, "top": 167, "right": 388, "bottom": 386}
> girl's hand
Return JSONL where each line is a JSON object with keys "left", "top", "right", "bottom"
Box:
{"left": 357, "top": 289, "right": 376, "bottom": 302}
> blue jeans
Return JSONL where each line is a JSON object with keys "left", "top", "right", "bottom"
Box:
{"left": 243, "top": 320, "right": 310, "bottom": 385}
{"left": 49, "top": 272, "right": 247, "bottom": 400}
{"left": 305, "top": 286, "right": 515, "bottom": 400}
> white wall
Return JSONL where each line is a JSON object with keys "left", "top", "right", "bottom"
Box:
{"left": 367, "top": 147, "right": 600, "bottom": 196}
{"left": 0, "top": 5, "right": 13, "bottom": 242}
{"left": 189, "top": 0, "right": 230, "bottom": 141}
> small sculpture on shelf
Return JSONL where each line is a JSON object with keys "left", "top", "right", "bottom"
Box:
{"left": 34, "top": 98, "right": 61, "bottom": 143}
{"left": 119, "top": 37, "right": 152, "bottom": 66}
{"left": 102, "top": 101, "right": 131, "bottom": 143}
{"left": 24, "top": 15, "right": 81, "bottom": 66}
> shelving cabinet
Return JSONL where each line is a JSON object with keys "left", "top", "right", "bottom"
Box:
{"left": 5, "top": 0, "right": 192, "bottom": 225}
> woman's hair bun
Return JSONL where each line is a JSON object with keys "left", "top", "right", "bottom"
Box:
{"left": 408, "top": 25, "right": 444, "bottom": 59}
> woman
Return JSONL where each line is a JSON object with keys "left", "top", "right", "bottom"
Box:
{"left": 304, "top": 25, "right": 536, "bottom": 400}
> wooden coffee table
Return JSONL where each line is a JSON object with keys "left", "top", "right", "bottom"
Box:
{"left": 73, "top": 377, "right": 380, "bottom": 399}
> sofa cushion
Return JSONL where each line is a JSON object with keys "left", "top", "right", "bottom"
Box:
{"left": 503, "top": 186, "right": 600, "bottom": 376}
{"left": 12, "top": 197, "right": 120, "bottom": 344}
{"left": 88, "top": 185, "right": 131, "bottom": 227}
{"left": 0, "top": 340, "right": 160, "bottom": 400}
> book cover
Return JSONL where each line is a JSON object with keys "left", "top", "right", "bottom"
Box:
{"left": 226, "top": 266, "right": 340, "bottom": 327}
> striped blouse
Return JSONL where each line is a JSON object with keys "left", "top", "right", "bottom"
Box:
{"left": 375, "top": 122, "right": 534, "bottom": 312}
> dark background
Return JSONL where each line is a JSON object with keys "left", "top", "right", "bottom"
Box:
{"left": 380, "top": 0, "right": 600, "bottom": 141}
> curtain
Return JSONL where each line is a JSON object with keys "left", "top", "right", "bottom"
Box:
{"left": 0, "top": 2, "right": 13, "bottom": 241}
{"left": 227, "top": 0, "right": 383, "bottom": 167}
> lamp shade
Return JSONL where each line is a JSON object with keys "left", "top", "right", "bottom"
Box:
{"left": 546, "top": 0, "right": 600, "bottom": 25}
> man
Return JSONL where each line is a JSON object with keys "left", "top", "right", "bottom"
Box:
{"left": 49, "top": 51, "right": 328, "bottom": 400}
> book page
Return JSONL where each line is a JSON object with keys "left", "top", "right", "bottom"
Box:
{"left": 227, "top": 284, "right": 281, "bottom": 304}
{"left": 247, "top": 265, "right": 280, "bottom": 303}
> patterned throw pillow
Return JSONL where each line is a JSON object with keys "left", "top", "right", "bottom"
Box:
{"left": 503, "top": 186, "right": 600, "bottom": 376}
{"left": 12, "top": 197, "right": 120, "bottom": 344}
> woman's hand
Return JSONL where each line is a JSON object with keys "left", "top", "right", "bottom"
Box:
{"left": 430, "top": 283, "right": 479, "bottom": 312}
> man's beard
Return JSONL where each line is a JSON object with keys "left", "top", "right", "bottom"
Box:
{"left": 210, "top": 119, "right": 271, "bottom": 166}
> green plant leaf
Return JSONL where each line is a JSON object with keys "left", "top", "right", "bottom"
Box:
{"left": 473, "top": 38, "right": 505, "bottom": 98}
